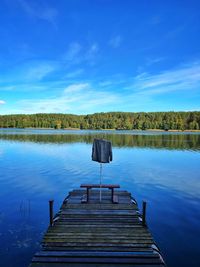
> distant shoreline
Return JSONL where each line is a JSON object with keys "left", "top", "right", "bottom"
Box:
{"left": 1, "top": 112, "right": 199, "bottom": 131}
{"left": 1, "top": 127, "right": 200, "bottom": 132}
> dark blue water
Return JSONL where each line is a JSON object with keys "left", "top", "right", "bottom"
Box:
{"left": 0, "top": 129, "right": 200, "bottom": 267}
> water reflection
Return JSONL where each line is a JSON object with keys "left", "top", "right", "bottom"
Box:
{"left": 0, "top": 129, "right": 200, "bottom": 267}
{"left": 0, "top": 130, "right": 200, "bottom": 150}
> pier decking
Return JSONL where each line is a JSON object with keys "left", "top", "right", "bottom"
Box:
{"left": 29, "top": 188, "right": 166, "bottom": 267}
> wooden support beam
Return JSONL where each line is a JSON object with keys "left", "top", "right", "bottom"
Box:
{"left": 142, "top": 201, "right": 147, "bottom": 227}
{"left": 49, "top": 200, "right": 54, "bottom": 227}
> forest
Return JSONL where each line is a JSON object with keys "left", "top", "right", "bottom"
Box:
{"left": 0, "top": 111, "right": 200, "bottom": 130}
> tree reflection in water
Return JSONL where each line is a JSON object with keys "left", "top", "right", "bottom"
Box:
{"left": 0, "top": 131, "right": 200, "bottom": 151}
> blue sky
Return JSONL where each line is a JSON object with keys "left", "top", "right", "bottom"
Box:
{"left": 0, "top": 0, "right": 200, "bottom": 114}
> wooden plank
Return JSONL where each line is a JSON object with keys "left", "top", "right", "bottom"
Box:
{"left": 57, "top": 214, "right": 139, "bottom": 218}
{"left": 32, "top": 256, "right": 161, "bottom": 264}
{"left": 30, "top": 263, "right": 165, "bottom": 267}
{"left": 43, "top": 239, "right": 153, "bottom": 244}
{"left": 80, "top": 184, "right": 120, "bottom": 188}
{"left": 45, "top": 233, "right": 152, "bottom": 238}
{"left": 56, "top": 221, "right": 140, "bottom": 224}
{"left": 42, "top": 246, "right": 153, "bottom": 252}
{"left": 35, "top": 251, "right": 158, "bottom": 257}
{"left": 58, "top": 213, "right": 138, "bottom": 217}
{"left": 53, "top": 222, "right": 141, "bottom": 228}
{"left": 60, "top": 207, "right": 138, "bottom": 211}
{"left": 43, "top": 242, "right": 154, "bottom": 247}
{"left": 68, "top": 191, "right": 129, "bottom": 197}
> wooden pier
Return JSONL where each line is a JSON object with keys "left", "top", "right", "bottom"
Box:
{"left": 29, "top": 187, "right": 166, "bottom": 267}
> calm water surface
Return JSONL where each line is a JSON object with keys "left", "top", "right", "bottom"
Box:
{"left": 0, "top": 129, "right": 200, "bottom": 267}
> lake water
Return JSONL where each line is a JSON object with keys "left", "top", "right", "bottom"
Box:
{"left": 0, "top": 129, "right": 200, "bottom": 267}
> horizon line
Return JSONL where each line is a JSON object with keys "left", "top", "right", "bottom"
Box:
{"left": 0, "top": 110, "right": 200, "bottom": 116}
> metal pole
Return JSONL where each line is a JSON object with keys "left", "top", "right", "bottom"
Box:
{"left": 142, "top": 201, "right": 147, "bottom": 226}
{"left": 100, "top": 163, "right": 102, "bottom": 202}
{"left": 49, "top": 200, "right": 54, "bottom": 227}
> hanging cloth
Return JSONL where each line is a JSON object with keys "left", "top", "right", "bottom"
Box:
{"left": 92, "top": 138, "right": 113, "bottom": 163}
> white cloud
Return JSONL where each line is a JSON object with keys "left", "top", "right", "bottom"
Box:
{"left": 86, "top": 43, "right": 99, "bottom": 56}
{"left": 64, "top": 83, "right": 89, "bottom": 94}
{"left": 25, "top": 63, "right": 56, "bottom": 81}
{"left": 0, "top": 100, "right": 6, "bottom": 105}
{"left": 65, "top": 42, "right": 82, "bottom": 62}
{"left": 84, "top": 43, "right": 99, "bottom": 65}
{"left": 64, "top": 42, "right": 99, "bottom": 65}
{"left": 18, "top": 0, "right": 58, "bottom": 26}
{"left": 109, "top": 35, "right": 122, "bottom": 48}
{"left": 3, "top": 59, "right": 200, "bottom": 115}
{"left": 0, "top": 86, "right": 16, "bottom": 91}
{"left": 40, "top": 7, "right": 58, "bottom": 24}
{"left": 0, "top": 60, "right": 58, "bottom": 84}
{"left": 146, "top": 57, "right": 165, "bottom": 66}
{"left": 99, "top": 81, "right": 113, "bottom": 87}
{"left": 131, "top": 62, "right": 200, "bottom": 96}
{"left": 0, "top": 83, "right": 58, "bottom": 93}
{"left": 98, "top": 78, "right": 128, "bottom": 89}
{"left": 14, "top": 82, "right": 119, "bottom": 114}
{"left": 65, "top": 69, "right": 84, "bottom": 78}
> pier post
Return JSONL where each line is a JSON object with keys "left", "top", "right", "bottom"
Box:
{"left": 49, "top": 200, "right": 54, "bottom": 227}
{"left": 142, "top": 201, "right": 147, "bottom": 226}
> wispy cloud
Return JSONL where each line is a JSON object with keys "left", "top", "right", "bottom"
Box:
{"left": 146, "top": 57, "right": 165, "bottom": 66}
{"left": 14, "top": 82, "right": 119, "bottom": 114}
{"left": 2, "top": 59, "right": 200, "bottom": 114}
{"left": 17, "top": 0, "right": 58, "bottom": 26}
{"left": 0, "top": 100, "right": 6, "bottom": 105}
{"left": 0, "top": 60, "right": 58, "bottom": 84}
{"left": 25, "top": 62, "right": 57, "bottom": 81}
{"left": 131, "top": 62, "right": 200, "bottom": 96}
{"left": 0, "top": 85, "right": 16, "bottom": 91}
{"left": 64, "top": 42, "right": 82, "bottom": 62}
{"left": 165, "top": 25, "right": 186, "bottom": 40}
{"left": 64, "top": 42, "right": 99, "bottom": 66}
{"left": 88, "top": 44, "right": 99, "bottom": 54}
{"left": 85, "top": 43, "right": 99, "bottom": 65}
{"left": 65, "top": 69, "right": 84, "bottom": 78}
{"left": 109, "top": 35, "right": 122, "bottom": 48}
{"left": 64, "top": 83, "right": 89, "bottom": 94}
{"left": 98, "top": 80, "right": 114, "bottom": 87}
{"left": 0, "top": 83, "right": 58, "bottom": 93}
{"left": 98, "top": 76, "right": 128, "bottom": 88}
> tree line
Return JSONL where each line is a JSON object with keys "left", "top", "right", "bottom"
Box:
{"left": 0, "top": 132, "right": 199, "bottom": 150}
{"left": 0, "top": 111, "right": 200, "bottom": 130}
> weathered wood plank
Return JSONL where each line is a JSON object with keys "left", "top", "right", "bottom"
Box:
{"left": 42, "top": 246, "right": 153, "bottom": 252}
{"left": 45, "top": 227, "right": 150, "bottom": 233}
{"left": 42, "top": 243, "right": 154, "bottom": 249}
{"left": 30, "top": 263, "right": 165, "bottom": 267}
{"left": 43, "top": 238, "right": 154, "bottom": 244}
{"left": 32, "top": 256, "right": 161, "bottom": 264}
{"left": 45, "top": 233, "right": 152, "bottom": 238}
{"left": 35, "top": 251, "right": 156, "bottom": 257}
